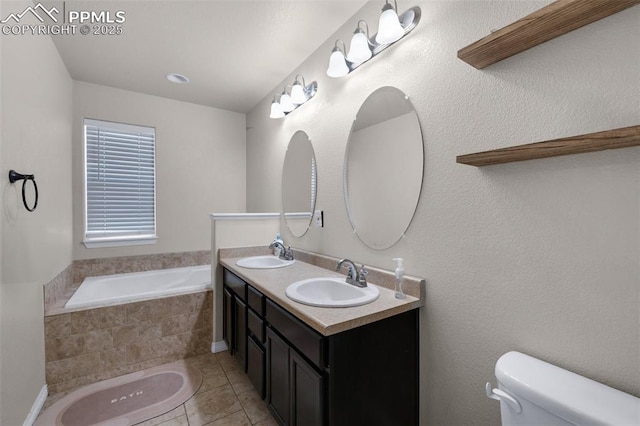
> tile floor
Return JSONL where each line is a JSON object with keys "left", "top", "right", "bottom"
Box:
{"left": 40, "top": 351, "right": 279, "bottom": 426}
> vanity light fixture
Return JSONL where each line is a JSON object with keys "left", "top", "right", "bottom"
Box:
{"left": 290, "top": 75, "right": 317, "bottom": 106}
{"left": 269, "top": 74, "right": 318, "bottom": 119}
{"left": 326, "top": 1, "right": 421, "bottom": 78}
{"left": 347, "top": 21, "right": 373, "bottom": 66}
{"left": 327, "top": 40, "right": 350, "bottom": 78}
{"left": 279, "top": 86, "right": 296, "bottom": 113}
{"left": 270, "top": 95, "right": 285, "bottom": 119}
{"left": 289, "top": 83, "right": 304, "bottom": 105}
{"left": 376, "top": 0, "right": 404, "bottom": 44}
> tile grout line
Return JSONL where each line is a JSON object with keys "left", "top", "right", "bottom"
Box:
{"left": 216, "top": 355, "right": 262, "bottom": 425}
{"left": 220, "top": 364, "right": 249, "bottom": 422}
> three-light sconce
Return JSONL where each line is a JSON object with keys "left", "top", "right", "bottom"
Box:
{"left": 269, "top": 74, "right": 318, "bottom": 119}
{"left": 269, "top": 1, "right": 420, "bottom": 118}
{"left": 327, "top": 1, "right": 421, "bottom": 78}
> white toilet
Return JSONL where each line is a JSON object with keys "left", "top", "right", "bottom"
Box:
{"left": 487, "top": 351, "right": 640, "bottom": 425}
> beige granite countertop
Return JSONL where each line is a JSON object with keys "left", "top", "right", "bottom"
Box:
{"left": 219, "top": 253, "right": 423, "bottom": 336}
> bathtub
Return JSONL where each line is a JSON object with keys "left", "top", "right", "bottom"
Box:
{"left": 65, "top": 264, "right": 211, "bottom": 310}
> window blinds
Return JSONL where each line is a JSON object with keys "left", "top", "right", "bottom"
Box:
{"left": 84, "top": 119, "right": 156, "bottom": 241}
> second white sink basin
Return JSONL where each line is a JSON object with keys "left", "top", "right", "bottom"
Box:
{"left": 286, "top": 277, "right": 380, "bottom": 308}
{"left": 236, "top": 255, "right": 295, "bottom": 269}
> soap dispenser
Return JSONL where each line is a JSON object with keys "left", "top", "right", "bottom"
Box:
{"left": 393, "top": 258, "right": 406, "bottom": 299}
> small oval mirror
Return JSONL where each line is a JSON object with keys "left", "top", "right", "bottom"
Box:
{"left": 344, "top": 87, "right": 423, "bottom": 250}
{"left": 282, "top": 130, "right": 317, "bottom": 237}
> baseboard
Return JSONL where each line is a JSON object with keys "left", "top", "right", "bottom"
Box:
{"left": 211, "top": 340, "right": 228, "bottom": 353}
{"left": 23, "top": 384, "right": 48, "bottom": 426}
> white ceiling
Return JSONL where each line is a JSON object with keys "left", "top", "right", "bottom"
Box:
{"left": 51, "top": 1, "right": 368, "bottom": 113}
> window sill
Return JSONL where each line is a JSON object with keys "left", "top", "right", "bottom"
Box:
{"left": 83, "top": 236, "right": 158, "bottom": 249}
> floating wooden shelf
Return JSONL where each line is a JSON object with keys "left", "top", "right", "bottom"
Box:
{"left": 458, "top": 0, "right": 640, "bottom": 69}
{"left": 456, "top": 125, "right": 640, "bottom": 166}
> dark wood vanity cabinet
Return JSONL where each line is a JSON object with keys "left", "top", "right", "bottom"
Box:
{"left": 266, "top": 327, "right": 291, "bottom": 424}
{"left": 222, "top": 271, "right": 247, "bottom": 370}
{"left": 223, "top": 268, "right": 419, "bottom": 426}
{"left": 289, "top": 345, "right": 324, "bottom": 425}
{"left": 247, "top": 335, "right": 265, "bottom": 397}
{"left": 266, "top": 326, "right": 324, "bottom": 425}
{"left": 246, "top": 285, "right": 266, "bottom": 398}
{"left": 266, "top": 300, "right": 325, "bottom": 425}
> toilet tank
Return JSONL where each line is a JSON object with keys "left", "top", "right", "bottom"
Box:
{"left": 492, "top": 351, "right": 640, "bottom": 426}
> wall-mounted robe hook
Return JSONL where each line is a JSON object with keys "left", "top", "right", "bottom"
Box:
{"left": 8, "top": 170, "right": 38, "bottom": 212}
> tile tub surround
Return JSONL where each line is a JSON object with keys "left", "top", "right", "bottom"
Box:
{"left": 43, "top": 264, "right": 74, "bottom": 315}
{"left": 219, "top": 247, "right": 424, "bottom": 336}
{"left": 44, "top": 250, "right": 212, "bottom": 314}
{"left": 44, "top": 290, "right": 213, "bottom": 394}
{"left": 72, "top": 250, "right": 212, "bottom": 284}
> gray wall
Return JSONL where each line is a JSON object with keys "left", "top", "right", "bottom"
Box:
{"left": 72, "top": 81, "right": 247, "bottom": 260}
{"left": 246, "top": 1, "right": 640, "bottom": 424}
{"left": 0, "top": 0, "right": 74, "bottom": 422}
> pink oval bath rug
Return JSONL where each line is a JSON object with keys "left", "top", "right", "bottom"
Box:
{"left": 35, "top": 361, "right": 202, "bottom": 426}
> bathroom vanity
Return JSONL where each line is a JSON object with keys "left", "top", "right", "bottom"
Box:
{"left": 220, "top": 254, "right": 423, "bottom": 426}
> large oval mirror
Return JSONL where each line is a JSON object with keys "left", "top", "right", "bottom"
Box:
{"left": 344, "top": 87, "right": 423, "bottom": 250}
{"left": 282, "top": 130, "right": 317, "bottom": 237}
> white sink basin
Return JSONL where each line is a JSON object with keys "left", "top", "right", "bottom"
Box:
{"left": 236, "top": 255, "right": 295, "bottom": 269}
{"left": 286, "top": 277, "right": 380, "bottom": 308}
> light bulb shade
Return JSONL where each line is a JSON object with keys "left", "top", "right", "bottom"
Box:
{"left": 327, "top": 48, "right": 350, "bottom": 78}
{"left": 270, "top": 101, "right": 285, "bottom": 119}
{"left": 280, "top": 93, "right": 295, "bottom": 112}
{"left": 376, "top": 7, "right": 404, "bottom": 44}
{"left": 346, "top": 31, "right": 372, "bottom": 65}
{"left": 290, "top": 83, "right": 306, "bottom": 105}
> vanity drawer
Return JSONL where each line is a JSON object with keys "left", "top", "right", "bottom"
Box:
{"left": 266, "top": 299, "right": 324, "bottom": 369}
{"left": 247, "top": 285, "right": 265, "bottom": 316}
{"left": 223, "top": 269, "right": 246, "bottom": 302}
{"left": 248, "top": 308, "right": 265, "bottom": 343}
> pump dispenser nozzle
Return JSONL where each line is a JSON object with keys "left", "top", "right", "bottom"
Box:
{"left": 393, "top": 258, "right": 406, "bottom": 299}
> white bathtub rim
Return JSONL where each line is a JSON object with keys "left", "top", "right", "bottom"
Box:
{"left": 65, "top": 285, "right": 212, "bottom": 311}
{"left": 59, "top": 264, "right": 212, "bottom": 314}
{"left": 49, "top": 286, "right": 212, "bottom": 316}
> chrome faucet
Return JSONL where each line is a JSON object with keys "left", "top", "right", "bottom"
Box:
{"left": 336, "top": 259, "right": 368, "bottom": 288}
{"left": 270, "top": 241, "right": 285, "bottom": 256}
{"left": 282, "top": 246, "right": 294, "bottom": 261}
{"left": 269, "top": 241, "right": 294, "bottom": 260}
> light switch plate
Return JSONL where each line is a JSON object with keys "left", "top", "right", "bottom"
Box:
{"left": 313, "top": 210, "right": 323, "bottom": 227}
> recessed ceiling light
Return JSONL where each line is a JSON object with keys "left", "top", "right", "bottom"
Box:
{"left": 166, "top": 73, "right": 189, "bottom": 84}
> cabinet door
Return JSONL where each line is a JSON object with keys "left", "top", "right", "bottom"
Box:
{"left": 247, "top": 335, "right": 265, "bottom": 399}
{"left": 234, "top": 298, "right": 247, "bottom": 371}
{"left": 223, "top": 287, "right": 233, "bottom": 353}
{"left": 266, "top": 327, "right": 290, "bottom": 425}
{"left": 290, "top": 351, "right": 323, "bottom": 426}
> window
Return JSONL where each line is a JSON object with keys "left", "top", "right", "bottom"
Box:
{"left": 83, "top": 118, "right": 157, "bottom": 248}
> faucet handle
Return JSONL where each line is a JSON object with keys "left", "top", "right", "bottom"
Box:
{"left": 283, "top": 246, "right": 294, "bottom": 261}
{"left": 336, "top": 259, "right": 357, "bottom": 282}
{"left": 358, "top": 265, "right": 368, "bottom": 286}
